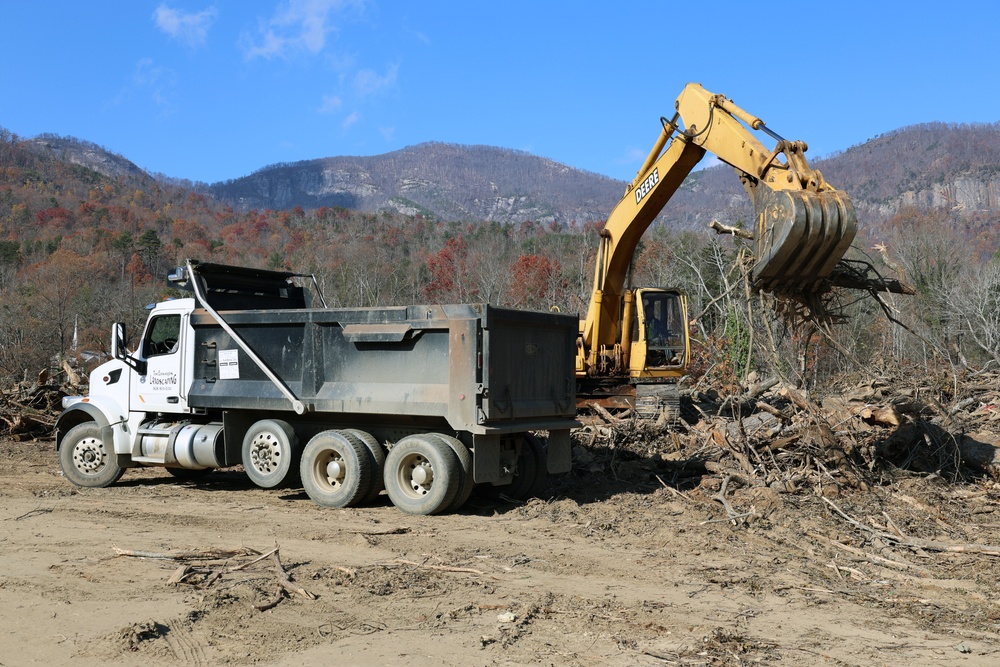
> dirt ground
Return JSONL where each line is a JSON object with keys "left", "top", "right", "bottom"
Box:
{"left": 3, "top": 431, "right": 1000, "bottom": 667}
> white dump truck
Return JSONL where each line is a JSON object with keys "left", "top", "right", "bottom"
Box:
{"left": 55, "top": 261, "right": 578, "bottom": 514}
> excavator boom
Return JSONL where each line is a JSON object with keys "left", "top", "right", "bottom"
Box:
{"left": 582, "top": 83, "right": 858, "bottom": 355}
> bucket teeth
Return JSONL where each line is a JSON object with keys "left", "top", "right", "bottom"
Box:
{"left": 750, "top": 188, "right": 858, "bottom": 293}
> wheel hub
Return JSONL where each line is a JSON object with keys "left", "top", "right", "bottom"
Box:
{"left": 325, "top": 458, "right": 344, "bottom": 484}
{"left": 250, "top": 434, "right": 280, "bottom": 473}
{"left": 73, "top": 437, "right": 106, "bottom": 473}
{"left": 406, "top": 456, "right": 436, "bottom": 494}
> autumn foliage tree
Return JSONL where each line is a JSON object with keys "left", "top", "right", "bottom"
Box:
{"left": 509, "top": 254, "right": 565, "bottom": 310}
{"left": 424, "top": 237, "right": 471, "bottom": 302}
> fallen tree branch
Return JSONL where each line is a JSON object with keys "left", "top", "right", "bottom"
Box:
{"left": 391, "top": 558, "right": 486, "bottom": 575}
{"left": 709, "top": 219, "right": 754, "bottom": 240}
{"left": 114, "top": 544, "right": 317, "bottom": 609}
{"left": 112, "top": 545, "right": 259, "bottom": 560}
{"left": 272, "top": 550, "right": 316, "bottom": 600}
{"left": 14, "top": 508, "right": 52, "bottom": 521}
{"left": 823, "top": 497, "right": 1000, "bottom": 557}
{"left": 351, "top": 527, "right": 411, "bottom": 536}
{"left": 253, "top": 585, "right": 286, "bottom": 612}
{"left": 709, "top": 475, "right": 754, "bottom": 526}
{"left": 588, "top": 402, "right": 621, "bottom": 424}
{"left": 227, "top": 546, "right": 279, "bottom": 571}
{"left": 806, "top": 530, "right": 932, "bottom": 576}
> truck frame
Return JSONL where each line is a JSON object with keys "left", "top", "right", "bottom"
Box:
{"left": 55, "top": 261, "right": 579, "bottom": 515}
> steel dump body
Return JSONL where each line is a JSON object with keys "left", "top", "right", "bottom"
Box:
{"left": 187, "top": 303, "right": 578, "bottom": 435}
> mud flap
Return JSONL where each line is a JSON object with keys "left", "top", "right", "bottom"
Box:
{"left": 546, "top": 430, "right": 572, "bottom": 474}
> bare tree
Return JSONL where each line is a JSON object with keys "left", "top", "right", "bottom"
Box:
{"left": 946, "top": 260, "right": 1000, "bottom": 368}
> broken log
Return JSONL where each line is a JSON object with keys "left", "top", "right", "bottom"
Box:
{"left": 709, "top": 219, "right": 754, "bottom": 240}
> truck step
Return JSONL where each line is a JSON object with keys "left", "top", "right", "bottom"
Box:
{"left": 137, "top": 427, "right": 173, "bottom": 436}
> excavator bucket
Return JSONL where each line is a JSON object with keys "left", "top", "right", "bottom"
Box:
{"left": 750, "top": 187, "right": 858, "bottom": 292}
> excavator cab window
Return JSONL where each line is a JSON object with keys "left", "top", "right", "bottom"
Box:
{"left": 638, "top": 291, "right": 685, "bottom": 369}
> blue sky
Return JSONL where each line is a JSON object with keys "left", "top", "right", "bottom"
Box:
{"left": 1, "top": 1, "right": 997, "bottom": 185}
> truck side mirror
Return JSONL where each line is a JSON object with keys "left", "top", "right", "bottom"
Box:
{"left": 112, "top": 323, "right": 127, "bottom": 360}
{"left": 112, "top": 322, "right": 147, "bottom": 375}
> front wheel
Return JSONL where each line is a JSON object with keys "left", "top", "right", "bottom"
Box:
{"left": 242, "top": 419, "right": 301, "bottom": 489}
{"left": 59, "top": 422, "right": 125, "bottom": 488}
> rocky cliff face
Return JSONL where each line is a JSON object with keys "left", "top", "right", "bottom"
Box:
{"left": 209, "top": 143, "right": 624, "bottom": 224}
{"left": 27, "top": 136, "right": 148, "bottom": 182}
{"left": 895, "top": 174, "right": 1000, "bottom": 212}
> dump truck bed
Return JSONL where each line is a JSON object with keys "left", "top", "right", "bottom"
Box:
{"left": 187, "top": 303, "right": 578, "bottom": 435}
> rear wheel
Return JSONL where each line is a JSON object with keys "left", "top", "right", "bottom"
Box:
{"left": 506, "top": 433, "right": 547, "bottom": 500}
{"left": 300, "top": 430, "right": 371, "bottom": 508}
{"left": 383, "top": 435, "right": 460, "bottom": 515}
{"left": 425, "top": 433, "right": 475, "bottom": 512}
{"left": 480, "top": 433, "right": 547, "bottom": 502}
{"left": 59, "top": 422, "right": 124, "bottom": 488}
{"left": 342, "top": 429, "right": 385, "bottom": 503}
{"left": 242, "top": 419, "right": 301, "bottom": 489}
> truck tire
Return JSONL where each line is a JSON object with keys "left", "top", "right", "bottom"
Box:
{"left": 342, "top": 429, "right": 385, "bottom": 503}
{"left": 425, "top": 433, "right": 475, "bottom": 512}
{"left": 59, "top": 422, "right": 125, "bottom": 488}
{"left": 506, "top": 433, "right": 548, "bottom": 500}
{"left": 383, "top": 435, "right": 460, "bottom": 515}
{"left": 300, "top": 430, "right": 372, "bottom": 508}
{"left": 479, "top": 433, "right": 547, "bottom": 502}
{"left": 242, "top": 419, "right": 301, "bottom": 489}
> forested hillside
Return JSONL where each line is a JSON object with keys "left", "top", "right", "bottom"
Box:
{"left": 2, "top": 122, "right": 1000, "bottom": 394}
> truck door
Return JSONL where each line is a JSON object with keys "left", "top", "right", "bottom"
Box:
{"left": 131, "top": 312, "right": 189, "bottom": 414}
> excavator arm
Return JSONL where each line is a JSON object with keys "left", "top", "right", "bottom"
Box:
{"left": 581, "top": 83, "right": 858, "bottom": 361}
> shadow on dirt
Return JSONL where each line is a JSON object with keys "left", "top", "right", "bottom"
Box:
{"left": 107, "top": 409, "right": 993, "bottom": 518}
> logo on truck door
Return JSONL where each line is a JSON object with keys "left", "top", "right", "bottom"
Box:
{"left": 149, "top": 370, "right": 179, "bottom": 389}
{"left": 634, "top": 168, "right": 659, "bottom": 204}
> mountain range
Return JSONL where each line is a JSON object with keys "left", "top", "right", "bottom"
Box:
{"left": 23, "top": 121, "right": 1000, "bottom": 232}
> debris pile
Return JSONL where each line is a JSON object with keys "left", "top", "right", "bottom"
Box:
{"left": 113, "top": 544, "right": 316, "bottom": 612}
{"left": 575, "top": 370, "right": 1000, "bottom": 498}
{"left": 0, "top": 366, "right": 80, "bottom": 439}
{"left": 4, "top": 360, "right": 1000, "bottom": 500}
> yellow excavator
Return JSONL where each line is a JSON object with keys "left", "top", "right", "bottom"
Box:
{"left": 577, "top": 82, "right": 858, "bottom": 416}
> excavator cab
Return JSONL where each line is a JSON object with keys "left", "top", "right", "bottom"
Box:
{"left": 629, "top": 288, "right": 688, "bottom": 376}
